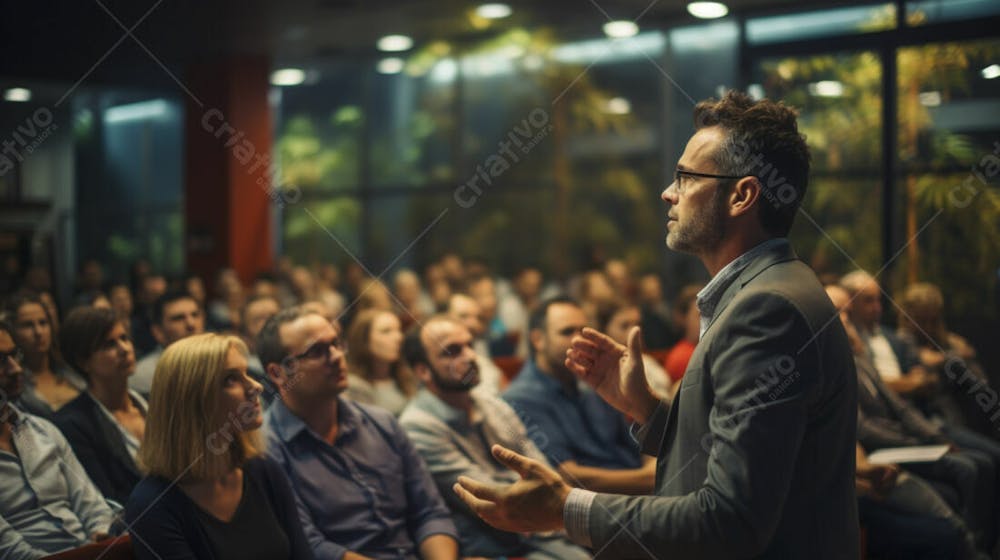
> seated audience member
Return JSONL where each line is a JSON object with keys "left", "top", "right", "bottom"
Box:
{"left": 827, "top": 285, "right": 998, "bottom": 550}
{"left": 129, "top": 290, "right": 205, "bottom": 396}
{"left": 258, "top": 308, "right": 460, "bottom": 560}
{"left": 598, "top": 301, "right": 673, "bottom": 400}
{"left": 126, "top": 333, "right": 311, "bottom": 560}
{"left": 664, "top": 284, "right": 703, "bottom": 383}
{"left": 207, "top": 269, "right": 243, "bottom": 331}
{"left": 55, "top": 308, "right": 144, "bottom": 505}
{"left": 855, "top": 443, "right": 985, "bottom": 560}
{"left": 393, "top": 268, "right": 434, "bottom": 331}
{"left": 6, "top": 292, "right": 84, "bottom": 417}
{"left": 576, "top": 270, "right": 617, "bottom": 331}
{"left": 498, "top": 266, "right": 544, "bottom": 358}
{"left": 424, "top": 264, "right": 453, "bottom": 312}
{"left": 0, "top": 319, "right": 117, "bottom": 559}
{"left": 503, "top": 297, "right": 654, "bottom": 494}
{"left": 241, "top": 294, "right": 282, "bottom": 407}
{"left": 355, "top": 278, "right": 395, "bottom": 313}
{"left": 840, "top": 270, "right": 936, "bottom": 398}
{"left": 898, "top": 282, "right": 999, "bottom": 436}
{"left": 107, "top": 283, "right": 134, "bottom": 334}
{"left": 129, "top": 273, "right": 166, "bottom": 357}
{"left": 636, "top": 273, "right": 679, "bottom": 351}
{"left": 446, "top": 293, "right": 503, "bottom": 394}
{"left": 400, "top": 316, "right": 590, "bottom": 559}
{"left": 315, "top": 264, "right": 347, "bottom": 319}
{"left": 467, "top": 274, "right": 515, "bottom": 357}
{"left": 344, "top": 308, "right": 416, "bottom": 415}
{"left": 82, "top": 292, "right": 112, "bottom": 310}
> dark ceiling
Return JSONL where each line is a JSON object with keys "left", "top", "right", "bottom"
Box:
{"left": 2, "top": 0, "right": 834, "bottom": 93}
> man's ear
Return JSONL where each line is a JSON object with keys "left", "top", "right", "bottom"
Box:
{"left": 265, "top": 362, "right": 286, "bottom": 388}
{"left": 729, "top": 176, "right": 762, "bottom": 218}
{"left": 151, "top": 324, "right": 167, "bottom": 346}
{"left": 529, "top": 328, "right": 545, "bottom": 355}
{"left": 412, "top": 362, "right": 432, "bottom": 386}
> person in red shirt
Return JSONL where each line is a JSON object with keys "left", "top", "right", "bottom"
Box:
{"left": 664, "top": 284, "right": 703, "bottom": 382}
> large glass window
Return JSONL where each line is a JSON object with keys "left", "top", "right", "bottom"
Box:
{"left": 756, "top": 51, "right": 884, "bottom": 276}
{"left": 893, "top": 38, "right": 1000, "bottom": 319}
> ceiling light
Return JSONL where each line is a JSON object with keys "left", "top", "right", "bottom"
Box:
{"left": 4, "top": 88, "right": 31, "bottom": 102}
{"left": 270, "top": 68, "right": 306, "bottom": 86}
{"left": 604, "top": 97, "right": 631, "bottom": 115}
{"left": 602, "top": 20, "right": 639, "bottom": 39}
{"left": 687, "top": 2, "right": 729, "bottom": 19}
{"left": 377, "top": 34, "right": 413, "bottom": 52}
{"left": 476, "top": 3, "right": 512, "bottom": 19}
{"left": 808, "top": 80, "right": 844, "bottom": 97}
{"left": 377, "top": 58, "right": 405, "bottom": 74}
{"left": 918, "top": 91, "right": 941, "bottom": 107}
{"left": 982, "top": 64, "right": 1000, "bottom": 80}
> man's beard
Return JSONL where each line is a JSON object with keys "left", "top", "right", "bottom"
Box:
{"left": 666, "top": 187, "right": 728, "bottom": 254}
{"left": 430, "top": 361, "right": 480, "bottom": 393}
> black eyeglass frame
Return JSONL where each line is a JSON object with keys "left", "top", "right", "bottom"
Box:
{"left": 673, "top": 169, "right": 749, "bottom": 185}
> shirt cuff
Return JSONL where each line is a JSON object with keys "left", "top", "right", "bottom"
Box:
{"left": 563, "top": 488, "right": 597, "bottom": 548}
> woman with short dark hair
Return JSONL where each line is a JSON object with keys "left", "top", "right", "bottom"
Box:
{"left": 55, "top": 306, "right": 144, "bottom": 505}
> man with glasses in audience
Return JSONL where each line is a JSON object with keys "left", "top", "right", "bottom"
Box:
{"left": 0, "top": 319, "right": 117, "bottom": 559}
{"left": 257, "top": 307, "right": 460, "bottom": 560}
{"left": 455, "top": 91, "right": 859, "bottom": 559}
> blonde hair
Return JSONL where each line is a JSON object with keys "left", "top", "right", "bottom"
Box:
{"left": 138, "top": 333, "right": 264, "bottom": 481}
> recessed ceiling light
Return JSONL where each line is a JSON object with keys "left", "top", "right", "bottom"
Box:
{"left": 982, "top": 64, "right": 1000, "bottom": 80}
{"left": 604, "top": 97, "right": 631, "bottom": 115}
{"left": 687, "top": 2, "right": 729, "bottom": 19}
{"left": 602, "top": 20, "right": 638, "bottom": 39}
{"left": 4, "top": 87, "right": 31, "bottom": 102}
{"left": 377, "top": 58, "right": 405, "bottom": 74}
{"left": 476, "top": 3, "right": 512, "bottom": 19}
{"left": 377, "top": 34, "right": 413, "bottom": 52}
{"left": 808, "top": 80, "right": 844, "bottom": 97}
{"left": 270, "top": 68, "right": 306, "bottom": 86}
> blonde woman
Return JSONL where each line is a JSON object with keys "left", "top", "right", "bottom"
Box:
{"left": 125, "top": 333, "right": 312, "bottom": 560}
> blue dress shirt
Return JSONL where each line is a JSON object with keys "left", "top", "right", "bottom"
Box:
{"left": 265, "top": 397, "right": 457, "bottom": 560}
{"left": 502, "top": 360, "right": 642, "bottom": 471}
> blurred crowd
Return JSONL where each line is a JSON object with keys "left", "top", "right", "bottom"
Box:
{"left": 2, "top": 252, "right": 999, "bottom": 559}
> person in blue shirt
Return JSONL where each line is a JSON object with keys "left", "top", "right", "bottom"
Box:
{"left": 0, "top": 319, "right": 117, "bottom": 560}
{"left": 502, "top": 297, "right": 655, "bottom": 494}
{"left": 257, "top": 307, "right": 460, "bottom": 560}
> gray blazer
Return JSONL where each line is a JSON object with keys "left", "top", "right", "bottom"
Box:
{"left": 589, "top": 242, "right": 859, "bottom": 559}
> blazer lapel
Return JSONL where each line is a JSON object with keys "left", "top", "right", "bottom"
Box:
{"left": 699, "top": 242, "right": 799, "bottom": 340}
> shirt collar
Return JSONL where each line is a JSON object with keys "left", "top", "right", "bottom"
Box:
{"left": 522, "top": 360, "right": 584, "bottom": 398}
{"left": 412, "top": 389, "right": 471, "bottom": 430}
{"left": 697, "top": 238, "right": 788, "bottom": 338}
{"left": 267, "top": 395, "right": 359, "bottom": 444}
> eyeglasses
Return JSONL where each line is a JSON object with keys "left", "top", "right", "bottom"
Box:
{"left": 290, "top": 337, "right": 345, "bottom": 363}
{"left": 0, "top": 347, "right": 23, "bottom": 369}
{"left": 672, "top": 169, "right": 747, "bottom": 194}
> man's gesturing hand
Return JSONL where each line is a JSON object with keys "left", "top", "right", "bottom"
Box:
{"left": 565, "top": 326, "right": 659, "bottom": 424}
{"left": 453, "top": 445, "right": 571, "bottom": 533}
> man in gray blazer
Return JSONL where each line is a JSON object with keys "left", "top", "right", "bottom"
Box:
{"left": 454, "top": 91, "right": 859, "bottom": 559}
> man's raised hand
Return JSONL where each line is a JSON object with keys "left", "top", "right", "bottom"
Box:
{"left": 453, "top": 445, "right": 571, "bottom": 534}
{"left": 565, "top": 326, "right": 658, "bottom": 423}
